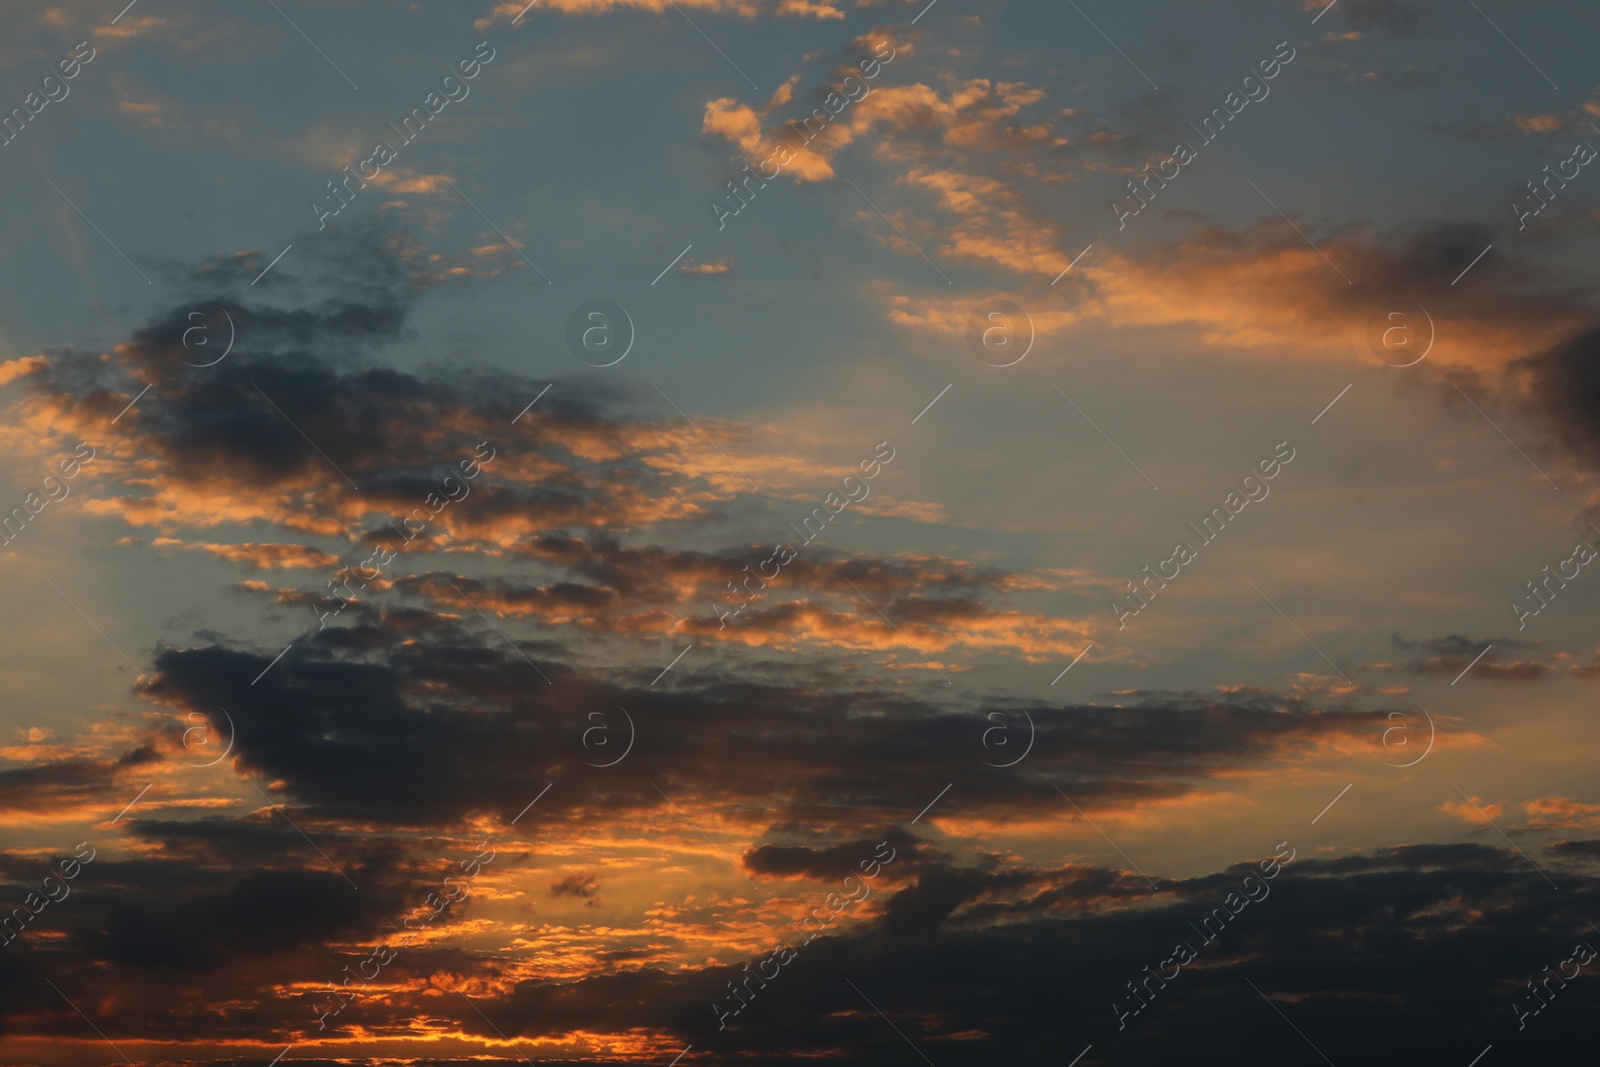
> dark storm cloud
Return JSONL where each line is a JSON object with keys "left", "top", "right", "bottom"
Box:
{"left": 0, "top": 830, "right": 415, "bottom": 1046}
{"left": 7, "top": 772, "right": 1599, "bottom": 1061}
{"left": 0, "top": 845, "right": 488, "bottom": 1042}
{"left": 0, "top": 795, "right": 531, "bottom": 1043}
{"left": 439, "top": 841, "right": 1600, "bottom": 1066}
{"left": 121, "top": 816, "right": 330, "bottom": 865}
{"left": 1512, "top": 325, "right": 1600, "bottom": 470}
{"left": 88, "top": 865, "right": 397, "bottom": 971}
{"left": 137, "top": 627, "right": 1391, "bottom": 833}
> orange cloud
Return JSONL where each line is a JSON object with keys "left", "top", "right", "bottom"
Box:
{"left": 187, "top": 541, "right": 343, "bottom": 571}
{"left": 889, "top": 221, "right": 1593, "bottom": 371}
{"left": 778, "top": 0, "right": 845, "bottom": 16}
{"left": 1438, "top": 796, "right": 1502, "bottom": 825}
{"left": 897, "top": 167, "right": 1071, "bottom": 275}
{"left": 675, "top": 596, "right": 1096, "bottom": 661}
{"left": 384, "top": 172, "right": 455, "bottom": 194}
{"left": 94, "top": 15, "right": 165, "bottom": 39}
{"left": 398, "top": 537, "right": 1087, "bottom": 662}
{"left": 704, "top": 73, "right": 1058, "bottom": 183}
{"left": 477, "top": 0, "right": 855, "bottom": 29}
{"left": 1523, "top": 796, "right": 1600, "bottom": 831}
{"left": 0, "top": 356, "right": 47, "bottom": 385}
{"left": 1512, "top": 114, "right": 1564, "bottom": 133}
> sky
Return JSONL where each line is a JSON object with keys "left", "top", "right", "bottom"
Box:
{"left": 2, "top": 0, "right": 1600, "bottom": 1063}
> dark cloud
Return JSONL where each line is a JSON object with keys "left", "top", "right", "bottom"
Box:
{"left": 550, "top": 872, "right": 601, "bottom": 900}
{"left": 1513, "top": 325, "right": 1600, "bottom": 469}
{"left": 120, "top": 816, "right": 332, "bottom": 866}
{"left": 1391, "top": 633, "right": 1550, "bottom": 681}
{"left": 1339, "top": 0, "right": 1431, "bottom": 34}
{"left": 92, "top": 866, "right": 392, "bottom": 971}
{"left": 6, "top": 758, "right": 1600, "bottom": 1062}
{"left": 0, "top": 746, "right": 159, "bottom": 817}
{"left": 9, "top": 218, "right": 1598, "bottom": 1063}
{"left": 452, "top": 842, "right": 1600, "bottom": 1064}
{"left": 137, "top": 630, "right": 1392, "bottom": 830}
{"left": 744, "top": 827, "right": 942, "bottom": 881}
{"left": 2, "top": 231, "right": 731, "bottom": 553}
{"left": 1391, "top": 635, "right": 1537, "bottom": 655}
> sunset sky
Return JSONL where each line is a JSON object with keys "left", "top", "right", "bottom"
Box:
{"left": 4, "top": 0, "right": 1600, "bottom": 1064}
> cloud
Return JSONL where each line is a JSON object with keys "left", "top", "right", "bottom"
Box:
{"left": 894, "top": 167, "right": 1073, "bottom": 275}
{"left": 136, "top": 624, "right": 1395, "bottom": 835}
{"left": 1439, "top": 796, "right": 1503, "bottom": 824}
{"left": 179, "top": 541, "right": 342, "bottom": 571}
{"left": 1571, "top": 646, "right": 1600, "bottom": 678}
{"left": 1437, "top": 99, "right": 1600, "bottom": 141}
{"left": 0, "top": 356, "right": 47, "bottom": 386}
{"left": 476, "top": 0, "right": 860, "bottom": 28}
{"left": 1391, "top": 634, "right": 1550, "bottom": 682}
{"left": 1339, "top": 0, "right": 1430, "bottom": 33}
{"left": 1547, "top": 838, "right": 1600, "bottom": 860}
{"left": 676, "top": 593, "right": 1095, "bottom": 661}
{"left": 431, "top": 842, "right": 1600, "bottom": 1060}
{"left": 882, "top": 216, "right": 1600, "bottom": 380}
{"left": 7, "top": 315, "right": 742, "bottom": 558}
{"left": 0, "top": 225, "right": 1132, "bottom": 696}
{"left": 379, "top": 530, "right": 1097, "bottom": 660}
{"left": 701, "top": 41, "right": 1060, "bottom": 189}
{"left": 3, "top": 692, "right": 1589, "bottom": 1062}
{"left": 550, "top": 872, "right": 601, "bottom": 902}
{"left": 94, "top": 15, "right": 166, "bottom": 40}
{"left": 1522, "top": 797, "right": 1600, "bottom": 831}
{"left": 744, "top": 827, "right": 941, "bottom": 881}
{"left": 1299, "top": 0, "right": 1429, "bottom": 34}
{"left": 778, "top": 0, "right": 846, "bottom": 16}
{"left": 1510, "top": 326, "right": 1600, "bottom": 469}
{"left": 0, "top": 749, "right": 160, "bottom": 825}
